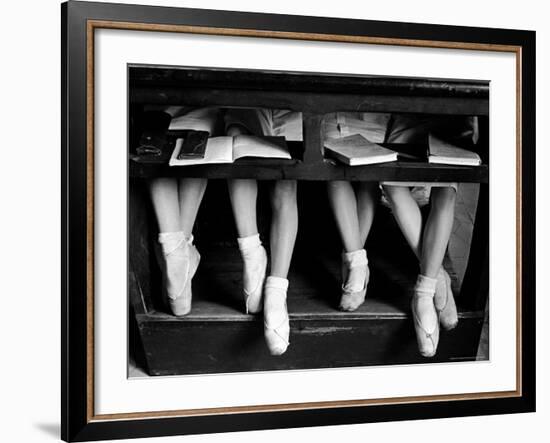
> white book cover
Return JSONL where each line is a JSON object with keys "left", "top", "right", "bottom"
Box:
{"left": 324, "top": 134, "right": 398, "bottom": 166}
{"left": 428, "top": 134, "right": 481, "bottom": 166}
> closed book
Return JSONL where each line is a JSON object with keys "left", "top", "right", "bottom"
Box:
{"left": 428, "top": 134, "right": 481, "bottom": 166}
{"left": 324, "top": 134, "right": 398, "bottom": 166}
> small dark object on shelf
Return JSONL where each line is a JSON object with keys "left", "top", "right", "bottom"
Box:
{"left": 175, "top": 130, "right": 209, "bottom": 160}
{"left": 136, "top": 131, "right": 169, "bottom": 157}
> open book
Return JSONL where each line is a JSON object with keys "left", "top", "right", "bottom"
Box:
{"left": 324, "top": 134, "right": 398, "bottom": 166}
{"left": 428, "top": 134, "right": 481, "bottom": 166}
{"left": 169, "top": 135, "right": 291, "bottom": 166}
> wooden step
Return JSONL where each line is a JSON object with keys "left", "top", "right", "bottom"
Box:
{"left": 131, "top": 247, "right": 485, "bottom": 376}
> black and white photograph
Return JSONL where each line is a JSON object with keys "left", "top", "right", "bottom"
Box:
{"left": 128, "top": 65, "right": 489, "bottom": 377}
{"left": 55, "top": 1, "right": 537, "bottom": 440}
{"left": 1, "top": 0, "right": 545, "bottom": 440}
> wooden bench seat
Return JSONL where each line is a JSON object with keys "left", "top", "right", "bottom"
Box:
{"left": 131, "top": 244, "right": 484, "bottom": 376}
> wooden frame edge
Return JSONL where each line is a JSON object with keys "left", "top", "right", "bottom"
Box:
{"left": 84, "top": 18, "right": 524, "bottom": 424}
{"left": 89, "top": 19, "right": 522, "bottom": 52}
{"left": 86, "top": 18, "right": 95, "bottom": 424}
{"left": 90, "top": 390, "right": 521, "bottom": 422}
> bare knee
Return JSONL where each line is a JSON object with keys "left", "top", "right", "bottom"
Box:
{"left": 430, "top": 187, "right": 456, "bottom": 212}
{"left": 357, "top": 181, "right": 379, "bottom": 200}
{"left": 358, "top": 181, "right": 378, "bottom": 193}
{"left": 149, "top": 177, "right": 177, "bottom": 198}
{"left": 226, "top": 124, "right": 248, "bottom": 137}
{"left": 271, "top": 180, "right": 297, "bottom": 212}
{"left": 179, "top": 177, "right": 207, "bottom": 192}
{"left": 327, "top": 180, "right": 347, "bottom": 190}
{"left": 326, "top": 180, "right": 350, "bottom": 197}
{"left": 382, "top": 184, "right": 409, "bottom": 206}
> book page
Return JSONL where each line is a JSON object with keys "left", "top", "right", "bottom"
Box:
{"left": 169, "top": 136, "right": 233, "bottom": 166}
{"left": 232, "top": 135, "right": 291, "bottom": 161}
{"left": 324, "top": 134, "right": 372, "bottom": 151}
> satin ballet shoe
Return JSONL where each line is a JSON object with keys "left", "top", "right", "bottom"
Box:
{"left": 435, "top": 268, "right": 459, "bottom": 331}
{"left": 241, "top": 245, "right": 268, "bottom": 314}
{"left": 263, "top": 277, "right": 290, "bottom": 356}
{"left": 411, "top": 275, "right": 440, "bottom": 358}
{"left": 158, "top": 232, "right": 200, "bottom": 317}
{"left": 339, "top": 249, "right": 369, "bottom": 312}
{"left": 167, "top": 243, "right": 200, "bottom": 317}
{"left": 264, "top": 316, "right": 290, "bottom": 356}
{"left": 340, "top": 271, "right": 368, "bottom": 311}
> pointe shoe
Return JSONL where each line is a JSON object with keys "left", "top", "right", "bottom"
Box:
{"left": 339, "top": 249, "right": 369, "bottom": 312}
{"left": 240, "top": 244, "right": 268, "bottom": 314}
{"left": 238, "top": 234, "right": 268, "bottom": 314}
{"left": 435, "top": 268, "right": 459, "bottom": 331}
{"left": 411, "top": 275, "right": 440, "bottom": 358}
{"left": 263, "top": 277, "right": 290, "bottom": 356}
{"left": 158, "top": 232, "right": 200, "bottom": 317}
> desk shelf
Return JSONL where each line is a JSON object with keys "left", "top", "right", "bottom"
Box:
{"left": 130, "top": 157, "right": 488, "bottom": 182}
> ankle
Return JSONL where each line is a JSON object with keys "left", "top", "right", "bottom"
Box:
{"left": 158, "top": 231, "right": 192, "bottom": 255}
{"left": 342, "top": 249, "right": 368, "bottom": 268}
{"left": 237, "top": 233, "right": 263, "bottom": 256}
{"left": 264, "top": 277, "right": 289, "bottom": 307}
{"left": 414, "top": 274, "right": 437, "bottom": 297}
{"left": 265, "top": 276, "right": 289, "bottom": 292}
{"left": 342, "top": 249, "right": 368, "bottom": 293}
{"left": 264, "top": 277, "right": 289, "bottom": 324}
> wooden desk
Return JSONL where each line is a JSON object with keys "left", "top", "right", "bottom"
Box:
{"left": 130, "top": 66, "right": 489, "bottom": 181}
{"left": 129, "top": 66, "right": 489, "bottom": 375}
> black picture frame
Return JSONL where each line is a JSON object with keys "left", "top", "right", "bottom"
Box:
{"left": 62, "top": 1, "right": 536, "bottom": 441}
